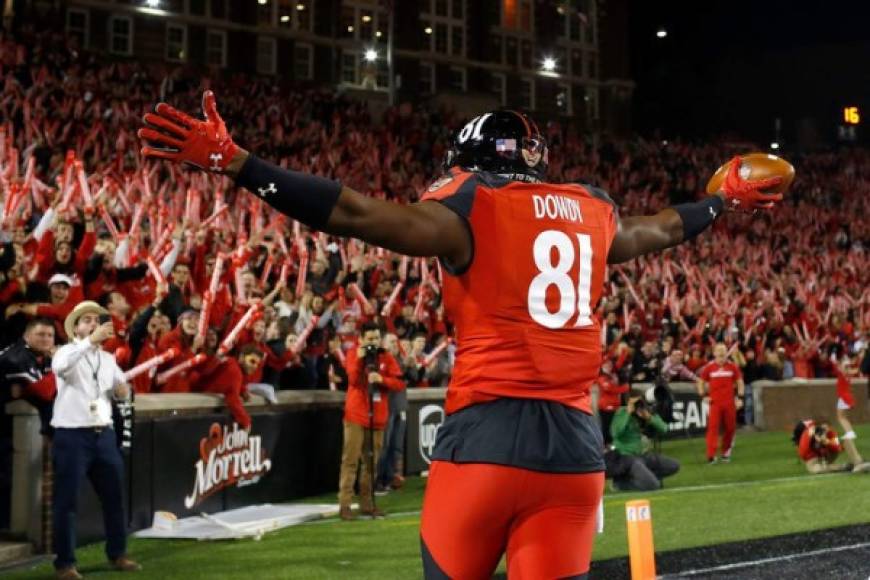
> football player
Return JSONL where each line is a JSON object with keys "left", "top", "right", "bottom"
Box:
{"left": 139, "top": 93, "right": 781, "bottom": 579}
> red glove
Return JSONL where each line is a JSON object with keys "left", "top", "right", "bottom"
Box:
{"left": 721, "top": 156, "right": 784, "bottom": 212}
{"left": 138, "top": 90, "right": 239, "bottom": 173}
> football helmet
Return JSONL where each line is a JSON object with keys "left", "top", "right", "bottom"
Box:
{"left": 443, "top": 110, "right": 548, "bottom": 182}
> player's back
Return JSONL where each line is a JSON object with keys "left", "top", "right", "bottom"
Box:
{"left": 422, "top": 169, "right": 617, "bottom": 415}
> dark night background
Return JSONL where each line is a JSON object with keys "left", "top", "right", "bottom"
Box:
{"left": 623, "top": 0, "right": 870, "bottom": 146}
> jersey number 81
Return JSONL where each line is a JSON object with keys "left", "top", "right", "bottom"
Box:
{"left": 527, "top": 230, "right": 594, "bottom": 329}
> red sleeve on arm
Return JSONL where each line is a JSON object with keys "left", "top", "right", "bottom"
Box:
{"left": 732, "top": 363, "right": 743, "bottom": 380}
{"left": 344, "top": 347, "right": 363, "bottom": 386}
{"left": 192, "top": 243, "right": 208, "bottom": 290}
{"left": 35, "top": 230, "right": 55, "bottom": 273}
{"left": 0, "top": 280, "right": 21, "bottom": 303}
{"left": 380, "top": 354, "right": 404, "bottom": 391}
{"left": 74, "top": 231, "right": 96, "bottom": 273}
{"left": 24, "top": 373, "right": 57, "bottom": 402}
{"left": 36, "top": 304, "right": 61, "bottom": 319}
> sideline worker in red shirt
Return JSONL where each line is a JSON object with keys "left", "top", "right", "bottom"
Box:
{"left": 338, "top": 321, "right": 403, "bottom": 520}
{"left": 697, "top": 343, "right": 745, "bottom": 464}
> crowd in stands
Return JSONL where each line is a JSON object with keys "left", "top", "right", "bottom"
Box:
{"left": 0, "top": 28, "right": 868, "bottom": 430}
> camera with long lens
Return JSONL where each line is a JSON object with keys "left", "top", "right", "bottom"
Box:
{"left": 636, "top": 376, "right": 676, "bottom": 424}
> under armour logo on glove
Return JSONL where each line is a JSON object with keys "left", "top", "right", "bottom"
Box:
{"left": 209, "top": 153, "right": 223, "bottom": 171}
{"left": 709, "top": 206, "right": 717, "bottom": 217}
{"left": 258, "top": 182, "right": 277, "bottom": 197}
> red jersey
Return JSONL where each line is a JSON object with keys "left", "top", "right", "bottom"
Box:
{"left": 422, "top": 168, "right": 617, "bottom": 415}
{"left": 699, "top": 361, "right": 742, "bottom": 405}
{"left": 595, "top": 374, "right": 628, "bottom": 412}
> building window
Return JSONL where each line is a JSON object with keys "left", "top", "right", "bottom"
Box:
{"left": 294, "top": 43, "right": 312, "bottom": 80}
{"left": 294, "top": 1, "right": 312, "bottom": 31}
{"left": 587, "top": 55, "right": 597, "bottom": 79}
{"left": 519, "top": 0, "right": 532, "bottom": 32}
{"left": 520, "top": 77, "right": 535, "bottom": 110}
{"left": 422, "top": 0, "right": 464, "bottom": 57}
{"left": 419, "top": 61, "right": 435, "bottom": 94}
{"left": 256, "top": 36, "right": 276, "bottom": 75}
{"left": 506, "top": 37, "right": 517, "bottom": 66}
{"left": 520, "top": 39, "right": 532, "bottom": 69}
{"left": 341, "top": 52, "right": 357, "bottom": 85}
{"left": 448, "top": 66, "right": 466, "bottom": 92}
{"left": 341, "top": 3, "right": 388, "bottom": 44}
{"left": 556, "top": 83, "right": 572, "bottom": 116}
{"left": 572, "top": 49, "right": 583, "bottom": 78}
{"left": 489, "top": 33, "right": 502, "bottom": 63}
{"left": 206, "top": 29, "right": 227, "bottom": 67}
{"left": 66, "top": 8, "right": 89, "bottom": 48}
{"left": 108, "top": 15, "right": 132, "bottom": 56}
{"left": 166, "top": 23, "right": 187, "bottom": 62}
{"left": 491, "top": 72, "right": 505, "bottom": 106}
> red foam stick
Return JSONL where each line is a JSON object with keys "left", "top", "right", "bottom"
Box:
{"left": 129, "top": 203, "right": 145, "bottom": 240}
{"left": 279, "top": 260, "right": 290, "bottom": 285}
{"left": 295, "top": 252, "right": 309, "bottom": 297}
{"left": 414, "top": 285, "right": 426, "bottom": 320}
{"left": 184, "top": 188, "right": 195, "bottom": 223}
{"left": 199, "top": 204, "right": 228, "bottom": 230}
{"left": 234, "top": 266, "right": 247, "bottom": 304}
{"left": 156, "top": 353, "right": 207, "bottom": 385}
{"left": 260, "top": 254, "right": 274, "bottom": 288}
{"left": 99, "top": 205, "right": 120, "bottom": 242}
{"left": 218, "top": 303, "right": 263, "bottom": 356}
{"left": 146, "top": 256, "right": 167, "bottom": 285}
{"left": 197, "top": 292, "right": 213, "bottom": 340}
{"left": 124, "top": 348, "right": 179, "bottom": 381}
{"left": 75, "top": 162, "right": 93, "bottom": 208}
{"left": 348, "top": 283, "right": 372, "bottom": 314}
{"left": 423, "top": 339, "right": 451, "bottom": 367}
{"left": 149, "top": 226, "right": 171, "bottom": 258}
{"left": 381, "top": 282, "right": 404, "bottom": 317}
{"left": 292, "top": 315, "right": 320, "bottom": 355}
{"left": 420, "top": 258, "right": 429, "bottom": 283}
{"left": 209, "top": 253, "right": 226, "bottom": 296}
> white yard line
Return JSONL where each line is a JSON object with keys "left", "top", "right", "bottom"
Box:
{"left": 659, "top": 541, "right": 870, "bottom": 578}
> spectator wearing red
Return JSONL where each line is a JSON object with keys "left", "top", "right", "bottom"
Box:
{"left": 190, "top": 346, "right": 262, "bottom": 429}
{"left": 595, "top": 359, "right": 629, "bottom": 446}
{"left": 697, "top": 343, "right": 745, "bottom": 464}
{"left": 156, "top": 308, "right": 202, "bottom": 393}
{"left": 8, "top": 274, "right": 77, "bottom": 342}
{"left": 338, "top": 322, "right": 403, "bottom": 520}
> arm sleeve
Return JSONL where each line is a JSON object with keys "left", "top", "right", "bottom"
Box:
{"left": 609, "top": 408, "right": 631, "bottom": 438}
{"left": 24, "top": 373, "right": 56, "bottom": 401}
{"left": 114, "top": 236, "right": 130, "bottom": 268}
{"left": 649, "top": 414, "right": 668, "bottom": 435}
{"left": 74, "top": 231, "right": 96, "bottom": 273}
{"left": 52, "top": 341, "right": 96, "bottom": 377}
{"left": 380, "top": 354, "right": 405, "bottom": 391}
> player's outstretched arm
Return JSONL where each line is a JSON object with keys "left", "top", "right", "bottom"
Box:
{"left": 138, "top": 91, "right": 471, "bottom": 268}
{"left": 607, "top": 159, "right": 783, "bottom": 264}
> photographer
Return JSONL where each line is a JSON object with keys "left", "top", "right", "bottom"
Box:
{"left": 338, "top": 322, "right": 403, "bottom": 520}
{"left": 606, "top": 395, "right": 680, "bottom": 491}
{"left": 795, "top": 419, "right": 851, "bottom": 474}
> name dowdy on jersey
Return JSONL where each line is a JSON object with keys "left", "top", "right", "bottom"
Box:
{"left": 185, "top": 422, "right": 272, "bottom": 508}
{"left": 532, "top": 194, "right": 583, "bottom": 224}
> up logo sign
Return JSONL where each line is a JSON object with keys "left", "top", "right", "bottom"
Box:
{"left": 418, "top": 404, "right": 445, "bottom": 464}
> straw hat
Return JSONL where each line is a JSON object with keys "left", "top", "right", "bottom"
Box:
{"left": 64, "top": 300, "right": 109, "bottom": 340}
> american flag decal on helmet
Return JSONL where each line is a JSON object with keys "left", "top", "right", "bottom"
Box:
{"left": 495, "top": 138, "right": 517, "bottom": 152}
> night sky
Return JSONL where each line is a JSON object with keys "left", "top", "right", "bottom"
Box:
{"left": 626, "top": 0, "right": 870, "bottom": 145}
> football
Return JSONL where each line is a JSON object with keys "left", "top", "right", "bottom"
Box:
{"left": 705, "top": 153, "right": 795, "bottom": 196}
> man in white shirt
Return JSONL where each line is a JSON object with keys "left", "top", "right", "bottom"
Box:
{"left": 51, "top": 301, "right": 141, "bottom": 579}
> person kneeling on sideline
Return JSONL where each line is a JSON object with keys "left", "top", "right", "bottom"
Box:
{"left": 606, "top": 395, "right": 680, "bottom": 491}
{"left": 794, "top": 419, "right": 852, "bottom": 474}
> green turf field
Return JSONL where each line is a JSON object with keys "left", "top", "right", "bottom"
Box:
{"left": 8, "top": 424, "right": 870, "bottom": 579}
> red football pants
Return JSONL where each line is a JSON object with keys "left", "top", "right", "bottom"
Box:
{"left": 706, "top": 402, "right": 736, "bottom": 459}
{"left": 421, "top": 461, "right": 603, "bottom": 579}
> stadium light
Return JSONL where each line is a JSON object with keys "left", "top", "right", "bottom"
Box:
{"left": 145, "top": 0, "right": 160, "bottom": 7}
{"left": 770, "top": 142, "right": 780, "bottom": 150}
{"left": 656, "top": 29, "right": 667, "bottom": 38}
{"left": 281, "top": 15, "right": 290, "bottom": 22}
{"left": 257, "top": 0, "right": 267, "bottom": 5}
{"left": 375, "top": 30, "right": 382, "bottom": 38}
{"left": 364, "top": 49, "right": 378, "bottom": 62}
{"left": 542, "top": 57, "right": 557, "bottom": 72}
{"left": 296, "top": 3, "right": 305, "bottom": 10}
{"left": 424, "top": 26, "right": 433, "bottom": 35}
{"left": 362, "top": 14, "right": 372, "bottom": 23}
